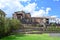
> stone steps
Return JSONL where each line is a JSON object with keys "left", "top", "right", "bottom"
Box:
{"left": 16, "top": 27, "right": 44, "bottom": 34}
{"left": 18, "top": 31, "right": 43, "bottom": 34}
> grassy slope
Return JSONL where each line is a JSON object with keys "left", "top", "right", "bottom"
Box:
{"left": 0, "top": 34, "right": 60, "bottom": 40}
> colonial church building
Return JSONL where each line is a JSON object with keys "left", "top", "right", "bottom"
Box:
{"left": 13, "top": 11, "right": 49, "bottom": 26}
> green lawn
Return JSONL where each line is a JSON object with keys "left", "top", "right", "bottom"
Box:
{"left": 0, "top": 34, "right": 60, "bottom": 40}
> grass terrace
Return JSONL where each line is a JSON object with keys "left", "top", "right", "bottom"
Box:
{"left": 0, "top": 34, "right": 60, "bottom": 40}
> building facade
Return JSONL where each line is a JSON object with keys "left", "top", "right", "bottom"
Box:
{"left": 13, "top": 11, "right": 49, "bottom": 26}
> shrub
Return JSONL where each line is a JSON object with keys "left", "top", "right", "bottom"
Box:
{"left": 0, "top": 17, "right": 21, "bottom": 38}
{"left": 10, "top": 18, "right": 21, "bottom": 30}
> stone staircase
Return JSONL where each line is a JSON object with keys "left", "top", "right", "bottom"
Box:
{"left": 16, "top": 24, "right": 44, "bottom": 34}
{"left": 14, "top": 24, "right": 60, "bottom": 34}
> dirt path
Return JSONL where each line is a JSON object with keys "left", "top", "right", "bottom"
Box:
{"left": 49, "top": 33, "right": 60, "bottom": 37}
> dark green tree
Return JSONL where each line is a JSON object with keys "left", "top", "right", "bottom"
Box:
{"left": 0, "top": 9, "right": 21, "bottom": 38}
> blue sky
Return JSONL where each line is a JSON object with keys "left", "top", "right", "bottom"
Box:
{"left": 0, "top": 0, "right": 60, "bottom": 18}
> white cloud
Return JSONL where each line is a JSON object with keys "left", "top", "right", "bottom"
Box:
{"left": 49, "top": 15, "right": 57, "bottom": 23}
{"left": 31, "top": 9, "right": 45, "bottom": 17}
{"left": 53, "top": 0, "right": 59, "bottom": 1}
{"left": 0, "top": 0, "right": 31, "bottom": 9}
{"left": 0, "top": 3, "right": 5, "bottom": 8}
{"left": 41, "top": 7, "right": 44, "bottom": 9}
{"left": 58, "top": 19, "right": 60, "bottom": 23}
{"left": 50, "top": 15, "right": 57, "bottom": 18}
{"left": 54, "top": 18, "right": 60, "bottom": 23}
{"left": 19, "top": 0, "right": 31, "bottom": 2}
{"left": 36, "top": 7, "right": 39, "bottom": 9}
{"left": 46, "top": 8, "right": 51, "bottom": 14}
{"left": 31, "top": 7, "right": 51, "bottom": 17}
{"left": 35, "top": 0, "right": 36, "bottom": 2}
{"left": 0, "top": 0, "right": 51, "bottom": 17}
{"left": 0, "top": 0, "right": 31, "bottom": 17}
{"left": 49, "top": 15, "right": 60, "bottom": 23}
{"left": 23, "top": 3, "right": 37, "bottom": 12}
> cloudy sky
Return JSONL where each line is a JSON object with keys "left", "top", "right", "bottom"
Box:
{"left": 0, "top": 0, "right": 60, "bottom": 18}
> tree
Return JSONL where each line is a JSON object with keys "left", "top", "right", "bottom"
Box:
{"left": 10, "top": 18, "right": 21, "bottom": 31}
{"left": 0, "top": 9, "right": 6, "bottom": 17}
{"left": 0, "top": 17, "right": 21, "bottom": 38}
{"left": 0, "top": 9, "right": 21, "bottom": 38}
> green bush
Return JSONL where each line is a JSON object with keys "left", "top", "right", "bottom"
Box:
{"left": 0, "top": 17, "right": 21, "bottom": 38}
{"left": 46, "top": 26, "right": 60, "bottom": 33}
{"left": 10, "top": 18, "right": 21, "bottom": 30}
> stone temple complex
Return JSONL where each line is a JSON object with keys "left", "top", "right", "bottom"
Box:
{"left": 13, "top": 11, "right": 50, "bottom": 27}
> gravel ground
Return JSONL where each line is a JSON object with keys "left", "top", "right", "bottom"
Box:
{"left": 49, "top": 33, "right": 60, "bottom": 37}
